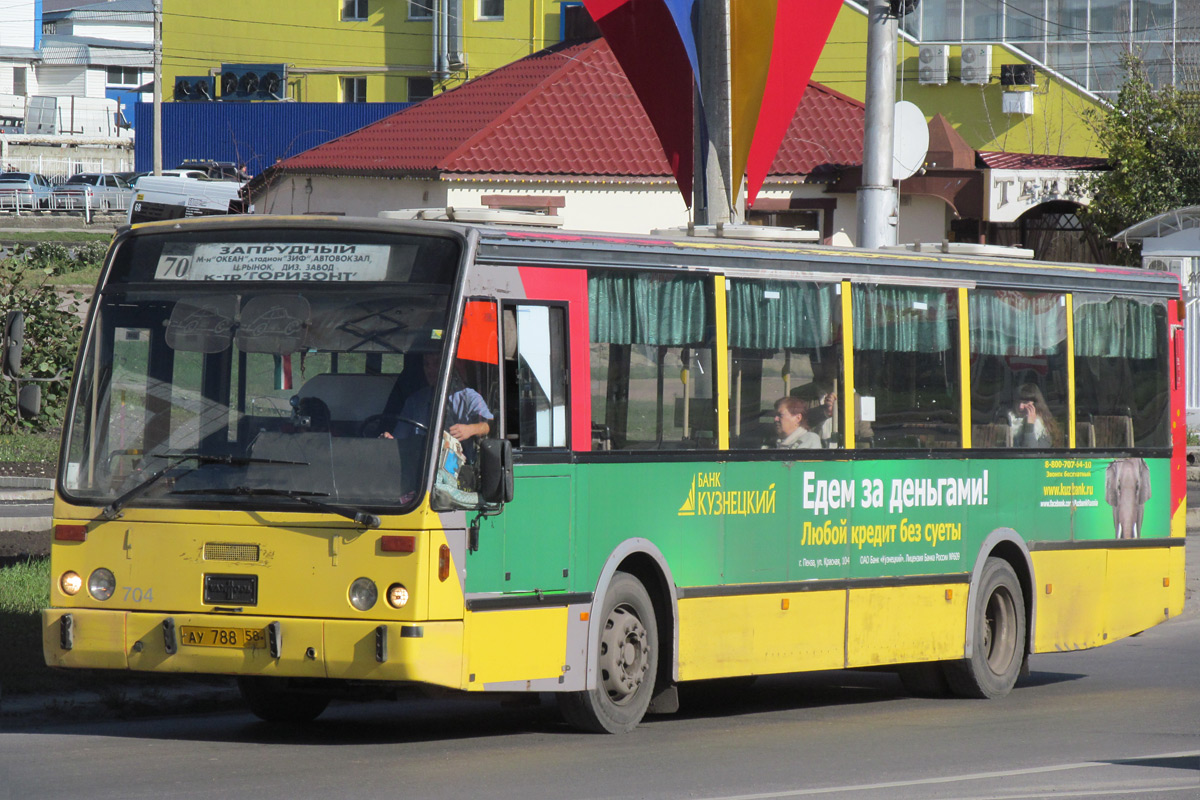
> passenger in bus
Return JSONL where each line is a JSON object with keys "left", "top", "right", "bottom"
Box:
{"left": 1009, "top": 383, "right": 1059, "bottom": 448}
{"left": 774, "top": 396, "right": 822, "bottom": 449}
{"left": 384, "top": 352, "right": 493, "bottom": 453}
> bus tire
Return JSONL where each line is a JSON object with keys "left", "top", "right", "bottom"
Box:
{"left": 237, "top": 676, "right": 332, "bottom": 723}
{"left": 945, "top": 557, "right": 1026, "bottom": 699}
{"left": 558, "top": 572, "right": 658, "bottom": 733}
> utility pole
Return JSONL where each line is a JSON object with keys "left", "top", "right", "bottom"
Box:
{"left": 857, "top": 0, "right": 898, "bottom": 248}
{"left": 152, "top": 0, "right": 162, "bottom": 176}
{"left": 693, "top": 1, "right": 737, "bottom": 226}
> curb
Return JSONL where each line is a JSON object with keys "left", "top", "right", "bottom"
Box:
{"left": 0, "top": 477, "right": 53, "bottom": 490}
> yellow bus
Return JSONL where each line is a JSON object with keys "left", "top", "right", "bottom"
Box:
{"left": 44, "top": 216, "right": 1186, "bottom": 732}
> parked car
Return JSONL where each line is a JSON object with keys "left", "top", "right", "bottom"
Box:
{"left": 174, "top": 160, "right": 250, "bottom": 182}
{"left": 50, "top": 172, "right": 134, "bottom": 211}
{"left": 0, "top": 172, "right": 53, "bottom": 209}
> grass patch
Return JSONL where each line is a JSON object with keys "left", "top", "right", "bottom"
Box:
{"left": 0, "top": 433, "right": 59, "bottom": 463}
{"left": 0, "top": 557, "right": 55, "bottom": 693}
{"left": 47, "top": 267, "right": 100, "bottom": 288}
{"left": 0, "top": 558, "right": 235, "bottom": 701}
{"left": 0, "top": 232, "right": 113, "bottom": 244}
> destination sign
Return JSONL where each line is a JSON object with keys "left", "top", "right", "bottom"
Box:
{"left": 154, "top": 242, "right": 392, "bottom": 282}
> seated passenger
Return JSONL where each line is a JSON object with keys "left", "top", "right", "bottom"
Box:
{"left": 1008, "top": 383, "right": 1058, "bottom": 448}
{"left": 774, "top": 396, "right": 822, "bottom": 450}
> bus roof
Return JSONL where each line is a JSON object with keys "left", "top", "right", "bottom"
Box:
{"left": 115, "top": 214, "right": 1180, "bottom": 298}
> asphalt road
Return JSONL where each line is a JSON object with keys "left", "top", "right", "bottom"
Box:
{"left": 2, "top": 541, "right": 1197, "bottom": 800}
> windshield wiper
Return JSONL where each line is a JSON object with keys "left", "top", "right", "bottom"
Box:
{"left": 171, "top": 486, "right": 382, "bottom": 529}
{"left": 100, "top": 452, "right": 307, "bottom": 521}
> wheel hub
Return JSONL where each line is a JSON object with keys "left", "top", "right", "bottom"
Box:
{"left": 599, "top": 604, "right": 650, "bottom": 705}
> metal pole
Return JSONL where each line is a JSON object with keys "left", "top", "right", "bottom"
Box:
{"left": 694, "top": 0, "right": 734, "bottom": 226}
{"left": 153, "top": 0, "right": 162, "bottom": 175}
{"left": 856, "top": 0, "right": 897, "bottom": 249}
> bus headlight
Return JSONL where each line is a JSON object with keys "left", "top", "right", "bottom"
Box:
{"left": 60, "top": 571, "right": 83, "bottom": 596}
{"left": 386, "top": 583, "right": 409, "bottom": 609}
{"left": 349, "top": 577, "right": 377, "bottom": 611}
{"left": 88, "top": 568, "right": 116, "bottom": 601}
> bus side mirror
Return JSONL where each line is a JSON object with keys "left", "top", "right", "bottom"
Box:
{"left": 17, "top": 384, "right": 40, "bottom": 419}
{"left": 477, "top": 438, "right": 514, "bottom": 504}
{"left": 2, "top": 310, "right": 25, "bottom": 379}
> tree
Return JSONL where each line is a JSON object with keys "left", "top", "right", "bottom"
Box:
{"left": 1081, "top": 53, "right": 1200, "bottom": 265}
{"left": 0, "top": 248, "right": 86, "bottom": 434}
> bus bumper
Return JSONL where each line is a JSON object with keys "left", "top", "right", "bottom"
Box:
{"left": 43, "top": 608, "right": 465, "bottom": 689}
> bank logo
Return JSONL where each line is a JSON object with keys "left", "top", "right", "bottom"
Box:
{"left": 678, "top": 471, "right": 776, "bottom": 517}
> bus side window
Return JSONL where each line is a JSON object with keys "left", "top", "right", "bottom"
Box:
{"left": 726, "top": 278, "right": 841, "bottom": 449}
{"left": 968, "top": 289, "right": 1068, "bottom": 449}
{"left": 587, "top": 270, "right": 718, "bottom": 450}
{"left": 853, "top": 284, "right": 961, "bottom": 449}
{"left": 503, "top": 303, "right": 569, "bottom": 449}
{"left": 1073, "top": 294, "right": 1170, "bottom": 448}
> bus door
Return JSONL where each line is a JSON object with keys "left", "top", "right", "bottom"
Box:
{"left": 466, "top": 296, "right": 574, "bottom": 594}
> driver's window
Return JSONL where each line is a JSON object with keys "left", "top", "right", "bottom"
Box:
{"left": 432, "top": 299, "right": 499, "bottom": 508}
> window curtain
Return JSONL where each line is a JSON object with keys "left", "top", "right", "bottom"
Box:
{"left": 589, "top": 273, "right": 708, "bottom": 346}
{"left": 853, "top": 286, "right": 953, "bottom": 352}
{"left": 969, "top": 290, "right": 1064, "bottom": 356}
{"left": 726, "top": 280, "right": 835, "bottom": 349}
{"left": 1073, "top": 295, "right": 1161, "bottom": 359}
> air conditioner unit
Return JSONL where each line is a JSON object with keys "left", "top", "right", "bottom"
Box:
{"left": 1145, "top": 256, "right": 1185, "bottom": 276}
{"left": 1002, "top": 90, "right": 1034, "bottom": 115}
{"left": 918, "top": 45, "right": 949, "bottom": 85}
{"left": 960, "top": 45, "right": 992, "bottom": 85}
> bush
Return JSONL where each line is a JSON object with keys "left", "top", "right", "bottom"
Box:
{"left": 24, "top": 242, "right": 72, "bottom": 276}
{"left": 72, "top": 240, "right": 109, "bottom": 272}
{"left": 0, "top": 252, "right": 85, "bottom": 434}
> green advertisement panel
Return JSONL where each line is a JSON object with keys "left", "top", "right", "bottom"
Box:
{"left": 575, "top": 456, "right": 1169, "bottom": 592}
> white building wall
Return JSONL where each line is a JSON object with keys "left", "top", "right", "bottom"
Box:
{"left": 85, "top": 66, "right": 107, "bottom": 97}
{"left": 35, "top": 65, "right": 87, "bottom": 95}
{"left": 446, "top": 181, "right": 689, "bottom": 233}
{"left": 258, "top": 175, "right": 957, "bottom": 246}
{"left": 0, "top": 1, "right": 35, "bottom": 49}
{"left": 73, "top": 21, "right": 153, "bottom": 45}
{"left": 0, "top": 65, "right": 13, "bottom": 95}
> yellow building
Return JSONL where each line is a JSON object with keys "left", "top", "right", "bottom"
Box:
{"left": 162, "top": 0, "right": 583, "bottom": 103}
{"left": 813, "top": 2, "right": 1111, "bottom": 158}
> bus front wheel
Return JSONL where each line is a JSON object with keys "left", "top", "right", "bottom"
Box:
{"left": 946, "top": 557, "right": 1026, "bottom": 699}
{"left": 558, "top": 572, "right": 658, "bottom": 733}
{"left": 237, "top": 676, "right": 332, "bottom": 723}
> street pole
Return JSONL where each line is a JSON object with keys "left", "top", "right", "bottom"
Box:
{"left": 153, "top": 0, "right": 162, "bottom": 176}
{"left": 694, "top": 0, "right": 736, "bottom": 226}
{"left": 856, "top": 0, "right": 897, "bottom": 249}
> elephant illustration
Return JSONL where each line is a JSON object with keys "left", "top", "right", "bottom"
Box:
{"left": 1105, "top": 458, "right": 1151, "bottom": 539}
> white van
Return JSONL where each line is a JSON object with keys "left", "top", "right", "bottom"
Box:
{"left": 128, "top": 176, "right": 246, "bottom": 224}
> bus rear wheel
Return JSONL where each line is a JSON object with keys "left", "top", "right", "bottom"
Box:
{"left": 237, "top": 676, "right": 332, "bottom": 723}
{"left": 558, "top": 572, "right": 658, "bottom": 733}
{"left": 946, "top": 557, "right": 1026, "bottom": 699}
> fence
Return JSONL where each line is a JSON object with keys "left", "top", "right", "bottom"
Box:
{"left": 2, "top": 157, "right": 110, "bottom": 183}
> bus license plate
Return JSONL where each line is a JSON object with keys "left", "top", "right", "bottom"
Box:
{"left": 179, "top": 625, "right": 266, "bottom": 649}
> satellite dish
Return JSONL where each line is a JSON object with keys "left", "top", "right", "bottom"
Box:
{"left": 893, "top": 100, "right": 929, "bottom": 181}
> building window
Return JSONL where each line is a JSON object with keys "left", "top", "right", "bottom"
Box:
{"left": 409, "top": 0, "right": 432, "bottom": 19}
{"left": 106, "top": 66, "right": 140, "bottom": 86}
{"left": 342, "top": 77, "right": 367, "bottom": 103}
{"left": 13, "top": 67, "right": 27, "bottom": 96}
{"left": 407, "top": 77, "right": 433, "bottom": 102}
{"left": 478, "top": 0, "right": 503, "bottom": 19}
{"left": 341, "top": 0, "right": 368, "bottom": 20}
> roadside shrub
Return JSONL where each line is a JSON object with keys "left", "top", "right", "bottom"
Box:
{"left": 0, "top": 252, "right": 85, "bottom": 434}
{"left": 24, "top": 242, "right": 72, "bottom": 276}
{"left": 72, "top": 240, "right": 109, "bottom": 272}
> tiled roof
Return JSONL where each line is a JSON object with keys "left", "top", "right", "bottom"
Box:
{"left": 977, "top": 151, "right": 1107, "bottom": 170}
{"left": 270, "top": 38, "right": 864, "bottom": 182}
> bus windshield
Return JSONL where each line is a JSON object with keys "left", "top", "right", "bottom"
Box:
{"left": 60, "top": 227, "right": 463, "bottom": 512}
